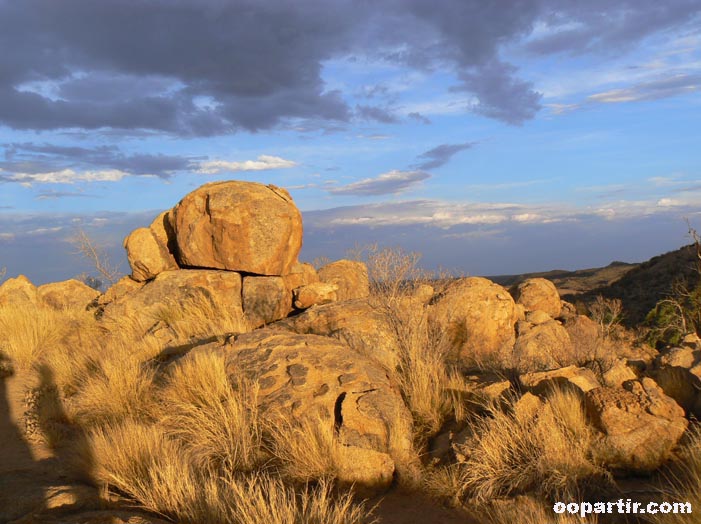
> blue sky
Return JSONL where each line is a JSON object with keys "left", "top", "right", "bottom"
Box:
{"left": 1, "top": 0, "right": 700, "bottom": 284}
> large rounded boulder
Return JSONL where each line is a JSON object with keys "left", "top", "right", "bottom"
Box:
{"left": 170, "top": 181, "right": 303, "bottom": 276}
{"left": 429, "top": 277, "right": 518, "bottom": 368}
{"left": 511, "top": 278, "right": 561, "bottom": 318}
{"left": 218, "top": 330, "right": 414, "bottom": 492}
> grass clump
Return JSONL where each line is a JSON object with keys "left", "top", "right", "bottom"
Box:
{"left": 433, "top": 387, "right": 612, "bottom": 504}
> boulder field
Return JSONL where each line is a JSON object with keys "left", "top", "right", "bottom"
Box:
{"left": 1, "top": 179, "right": 697, "bottom": 493}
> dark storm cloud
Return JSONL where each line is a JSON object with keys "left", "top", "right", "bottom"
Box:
{"left": 415, "top": 142, "right": 475, "bottom": 170}
{"left": 0, "top": 0, "right": 698, "bottom": 134}
{"left": 1, "top": 143, "right": 198, "bottom": 179}
{"left": 526, "top": 0, "right": 701, "bottom": 56}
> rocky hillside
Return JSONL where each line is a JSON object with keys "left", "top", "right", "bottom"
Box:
{"left": 491, "top": 244, "right": 700, "bottom": 327}
{"left": 563, "top": 244, "right": 700, "bottom": 326}
{"left": 490, "top": 261, "right": 638, "bottom": 296}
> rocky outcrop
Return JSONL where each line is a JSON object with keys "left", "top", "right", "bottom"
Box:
{"left": 585, "top": 378, "right": 688, "bottom": 473}
{"left": 100, "top": 270, "right": 245, "bottom": 341}
{"left": 520, "top": 365, "right": 600, "bottom": 396}
{"left": 429, "top": 277, "right": 517, "bottom": 368}
{"left": 511, "top": 278, "right": 562, "bottom": 319}
{"left": 512, "top": 319, "right": 573, "bottom": 372}
{"left": 123, "top": 227, "right": 178, "bottom": 282}
{"left": 317, "top": 260, "right": 370, "bottom": 301}
{"left": 242, "top": 276, "right": 291, "bottom": 328}
{"left": 170, "top": 181, "right": 303, "bottom": 276}
{"left": 37, "top": 280, "right": 100, "bottom": 310}
{"left": 292, "top": 282, "right": 338, "bottom": 309}
{"left": 277, "top": 299, "right": 400, "bottom": 370}
{"left": 652, "top": 346, "right": 701, "bottom": 418}
{"left": 0, "top": 275, "right": 38, "bottom": 307}
{"left": 216, "top": 330, "right": 414, "bottom": 492}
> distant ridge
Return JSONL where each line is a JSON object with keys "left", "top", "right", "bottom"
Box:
{"left": 489, "top": 243, "right": 700, "bottom": 326}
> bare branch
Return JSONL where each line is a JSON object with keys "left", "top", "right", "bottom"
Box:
{"left": 69, "top": 228, "right": 123, "bottom": 286}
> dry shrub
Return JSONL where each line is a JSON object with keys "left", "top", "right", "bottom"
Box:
{"left": 157, "top": 351, "right": 265, "bottom": 472}
{"left": 457, "top": 387, "right": 611, "bottom": 503}
{"left": 360, "top": 245, "right": 468, "bottom": 442}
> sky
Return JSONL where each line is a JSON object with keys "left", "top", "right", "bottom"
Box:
{"left": 1, "top": 0, "right": 701, "bottom": 285}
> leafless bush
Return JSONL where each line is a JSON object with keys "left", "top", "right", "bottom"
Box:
{"left": 70, "top": 227, "right": 122, "bottom": 286}
{"left": 589, "top": 295, "right": 623, "bottom": 340}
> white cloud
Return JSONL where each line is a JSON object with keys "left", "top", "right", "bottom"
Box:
{"left": 0, "top": 232, "right": 15, "bottom": 241}
{"left": 328, "top": 170, "right": 430, "bottom": 196}
{"left": 197, "top": 155, "right": 297, "bottom": 174}
{"left": 5, "top": 169, "right": 129, "bottom": 184}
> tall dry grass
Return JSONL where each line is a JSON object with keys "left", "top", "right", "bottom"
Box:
{"left": 149, "top": 289, "right": 249, "bottom": 343}
{"left": 0, "top": 303, "right": 77, "bottom": 370}
{"left": 0, "top": 291, "right": 373, "bottom": 523}
{"left": 459, "top": 387, "right": 612, "bottom": 502}
{"left": 157, "top": 351, "right": 265, "bottom": 473}
{"left": 361, "top": 245, "right": 469, "bottom": 442}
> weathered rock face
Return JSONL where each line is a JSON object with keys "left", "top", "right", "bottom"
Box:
{"left": 100, "top": 270, "right": 244, "bottom": 335}
{"left": 242, "top": 276, "right": 291, "bottom": 328}
{"left": 219, "top": 330, "right": 414, "bottom": 491}
{"left": 170, "top": 181, "right": 303, "bottom": 276}
{"left": 123, "top": 211, "right": 179, "bottom": 282}
{"left": 429, "top": 277, "right": 517, "bottom": 367}
{"left": 0, "top": 275, "right": 38, "bottom": 307}
{"left": 92, "top": 275, "right": 144, "bottom": 312}
{"left": 512, "top": 319, "right": 573, "bottom": 372}
{"left": 653, "top": 347, "right": 701, "bottom": 418}
{"left": 585, "top": 378, "right": 688, "bottom": 473}
{"left": 292, "top": 282, "right": 338, "bottom": 309}
{"left": 602, "top": 359, "right": 638, "bottom": 388}
{"left": 520, "top": 365, "right": 600, "bottom": 396}
{"left": 277, "top": 299, "right": 400, "bottom": 371}
{"left": 511, "top": 278, "right": 562, "bottom": 319}
{"left": 317, "top": 260, "right": 370, "bottom": 301}
{"left": 282, "top": 262, "right": 319, "bottom": 293}
{"left": 37, "top": 280, "right": 100, "bottom": 310}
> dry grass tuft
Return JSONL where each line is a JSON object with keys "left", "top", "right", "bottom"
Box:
{"left": 456, "top": 387, "right": 611, "bottom": 503}
{"left": 0, "top": 303, "right": 67, "bottom": 370}
{"left": 150, "top": 289, "right": 249, "bottom": 342}
{"left": 84, "top": 419, "right": 373, "bottom": 524}
{"left": 482, "top": 496, "right": 600, "bottom": 524}
{"left": 157, "top": 351, "right": 265, "bottom": 473}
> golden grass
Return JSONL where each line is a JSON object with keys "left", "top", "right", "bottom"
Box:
{"left": 149, "top": 289, "right": 249, "bottom": 342}
{"left": 266, "top": 411, "right": 348, "bottom": 483}
{"left": 157, "top": 351, "right": 265, "bottom": 473}
{"left": 84, "top": 419, "right": 374, "bottom": 524}
{"left": 0, "top": 303, "right": 67, "bottom": 370}
{"left": 454, "top": 388, "right": 611, "bottom": 503}
{"left": 647, "top": 425, "right": 701, "bottom": 524}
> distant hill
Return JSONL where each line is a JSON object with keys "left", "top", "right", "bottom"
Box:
{"left": 489, "top": 261, "right": 637, "bottom": 296}
{"left": 489, "top": 244, "right": 700, "bottom": 327}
